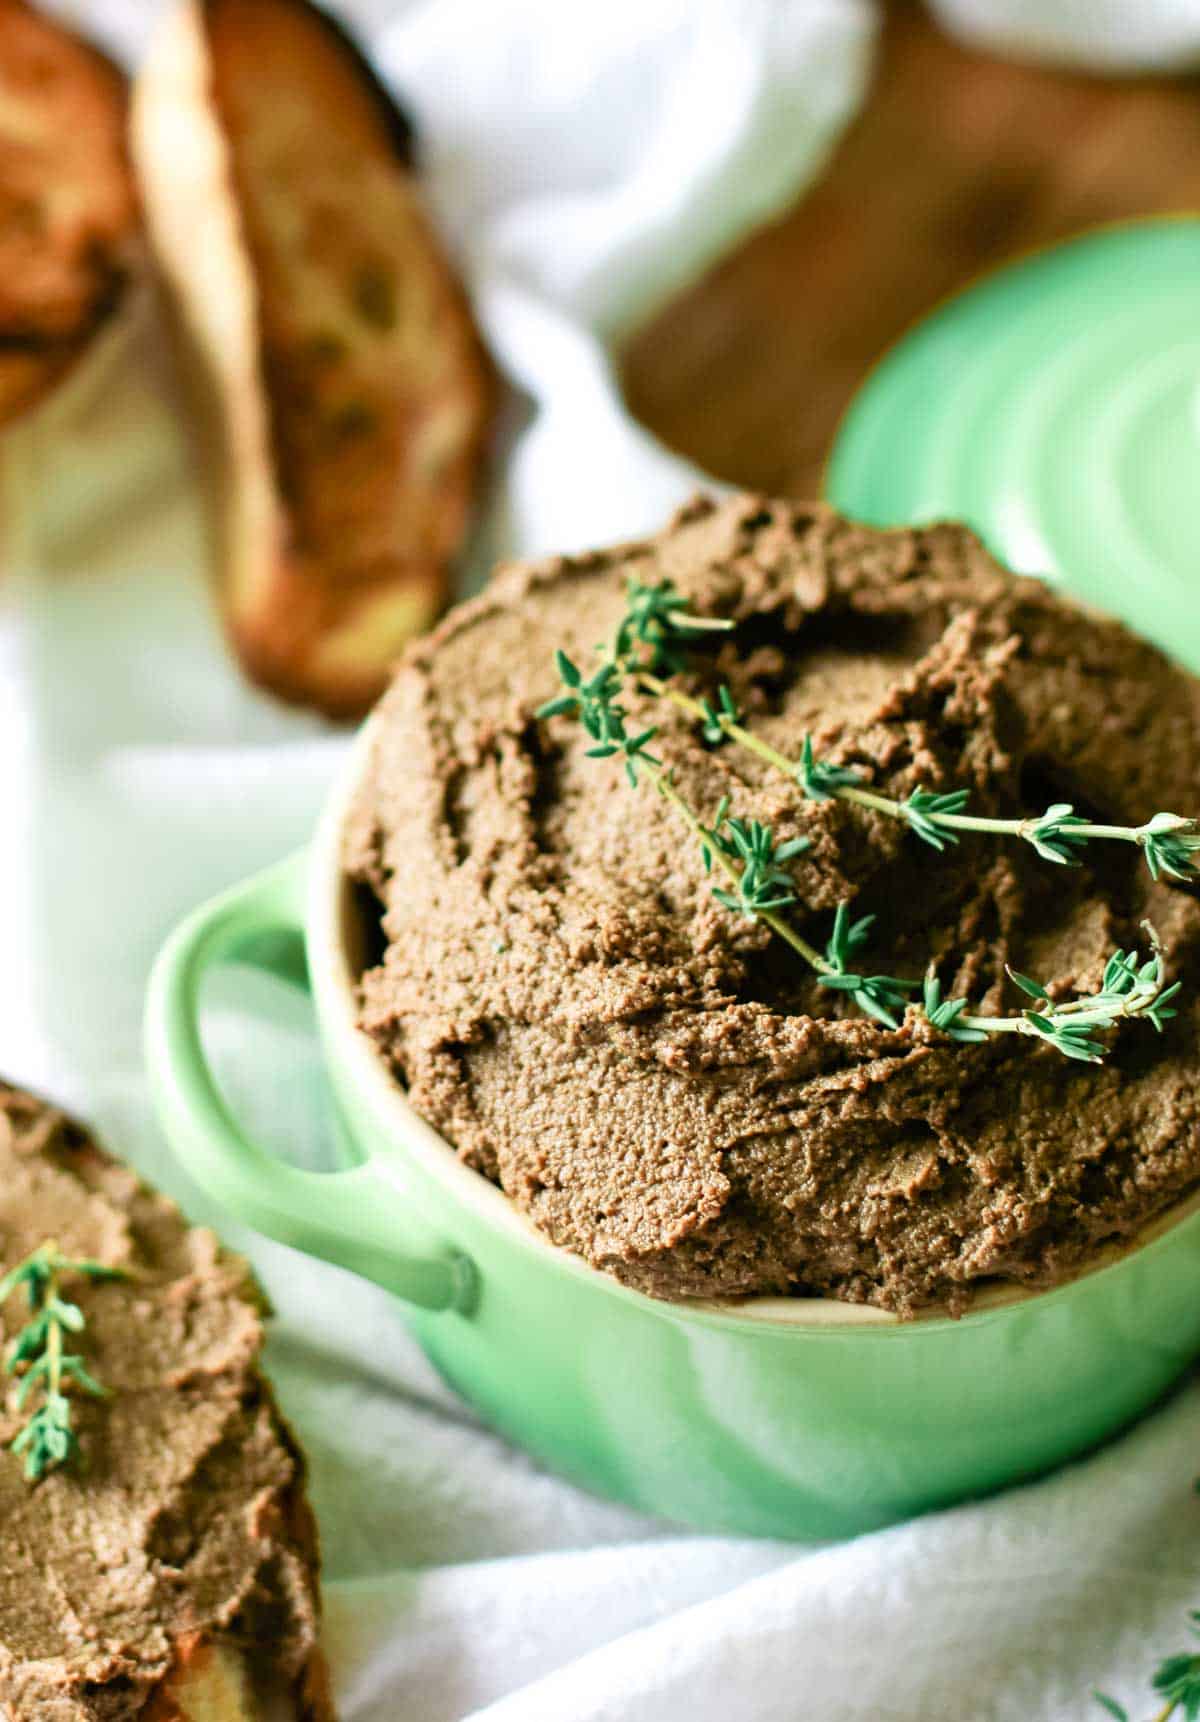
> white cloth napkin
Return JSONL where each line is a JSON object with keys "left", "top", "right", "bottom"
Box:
{"left": 3, "top": 3, "right": 1199, "bottom": 1719}
{"left": 929, "top": 0, "right": 1200, "bottom": 69}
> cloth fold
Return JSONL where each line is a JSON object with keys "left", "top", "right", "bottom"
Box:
{"left": 2, "top": 2, "right": 1198, "bottom": 1718}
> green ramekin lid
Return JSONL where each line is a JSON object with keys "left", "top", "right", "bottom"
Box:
{"left": 826, "top": 217, "right": 1200, "bottom": 672}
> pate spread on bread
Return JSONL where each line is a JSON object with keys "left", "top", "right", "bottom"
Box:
{"left": 0, "top": 1083, "right": 335, "bottom": 1722}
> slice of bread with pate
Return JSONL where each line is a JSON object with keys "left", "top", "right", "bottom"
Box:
{"left": 0, "top": 1082, "right": 335, "bottom": 1721}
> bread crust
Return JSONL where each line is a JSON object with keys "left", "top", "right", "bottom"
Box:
{"left": 132, "top": 0, "right": 494, "bottom": 719}
{"left": 0, "top": 0, "right": 139, "bottom": 428}
{"left": 142, "top": 1636, "right": 336, "bottom": 1720}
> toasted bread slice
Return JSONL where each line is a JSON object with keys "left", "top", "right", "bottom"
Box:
{"left": 131, "top": 0, "right": 494, "bottom": 719}
{"left": 0, "top": 0, "right": 138, "bottom": 428}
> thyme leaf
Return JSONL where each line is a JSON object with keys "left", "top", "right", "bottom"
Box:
{"left": 799, "top": 735, "right": 863, "bottom": 802}
{"left": 900, "top": 787, "right": 972, "bottom": 851}
{"left": 537, "top": 652, "right": 660, "bottom": 785}
{"left": 1022, "top": 801, "right": 1092, "bottom": 866}
{"left": 1141, "top": 812, "right": 1200, "bottom": 882}
{"left": 699, "top": 684, "right": 741, "bottom": 746}
{"left": 921, "top": 972, "right": 988, "bottom": 1043}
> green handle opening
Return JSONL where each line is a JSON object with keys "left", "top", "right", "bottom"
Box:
{"left": 144, "top": 851, "right": 474, "bottom": 1313}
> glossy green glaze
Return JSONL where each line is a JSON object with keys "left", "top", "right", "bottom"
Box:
{"left": 827, "top": 217, "right": 1200, "bottom": 673}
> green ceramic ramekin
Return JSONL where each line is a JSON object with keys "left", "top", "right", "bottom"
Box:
{"left": 148, "top": 221, "right": 1200, "bottom": 1541}
{"left": 145, "top": 714, "right": 1200, "bottom": 1543}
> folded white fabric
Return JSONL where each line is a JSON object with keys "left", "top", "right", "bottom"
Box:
{"left": 931, "top": 0, "right": 1200, "bottom": 70}
{"left": 3, "top": 4, "right": 1198, "bottom": 1720}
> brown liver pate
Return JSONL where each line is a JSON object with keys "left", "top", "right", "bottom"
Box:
{"left": 347, "top": 494, "right": 1200, "bottom": 1316}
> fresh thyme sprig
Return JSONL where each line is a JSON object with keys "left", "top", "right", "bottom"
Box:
{"left": 536, "top": 580, "right": 1188, "bottom": 1061}
{"left": 598, "top": 579, "right": 1198, "bottom": 880}
{"left": 660, "top": 682, "right": 1200, "bottom": 879}
{"left": 1095, "top": 1610, "right": 1200, "bottom": 1721}
{"left": 0, "top": 1241, "right": 124, "bottom": 1482}
{"left": 822, "top": 768, "right": 1200, "bottom": 879}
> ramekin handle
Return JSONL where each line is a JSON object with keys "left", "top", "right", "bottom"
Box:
{"left": 145, "top": 852, "right": 474, "bottom": 1313}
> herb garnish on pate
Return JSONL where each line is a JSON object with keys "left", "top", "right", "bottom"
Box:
{"left": 538, "top": 577, "right": 1193, "bottom": 1063}
{"left": 1, "top": 1241, "right": 125, "bottom": 1481}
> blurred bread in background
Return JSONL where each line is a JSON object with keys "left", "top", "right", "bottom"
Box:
{"left": 0, "top": 0, "right": 139, "bottom": 429}
{"left": 131, "top": 0, "right": 495, "bottom": 721}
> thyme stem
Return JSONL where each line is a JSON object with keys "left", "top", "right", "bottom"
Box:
{"left": 637, "top": 672, "right": 796, "bottom": 775}
{"left": 637, "top": 670, "right": 1199, "bottom": 878}
{"left": 46, "top": 1290, "right": 61, "bottom": 1405}
{"left": 959, "top": 995, "right": 1168, "bottom": 1037}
